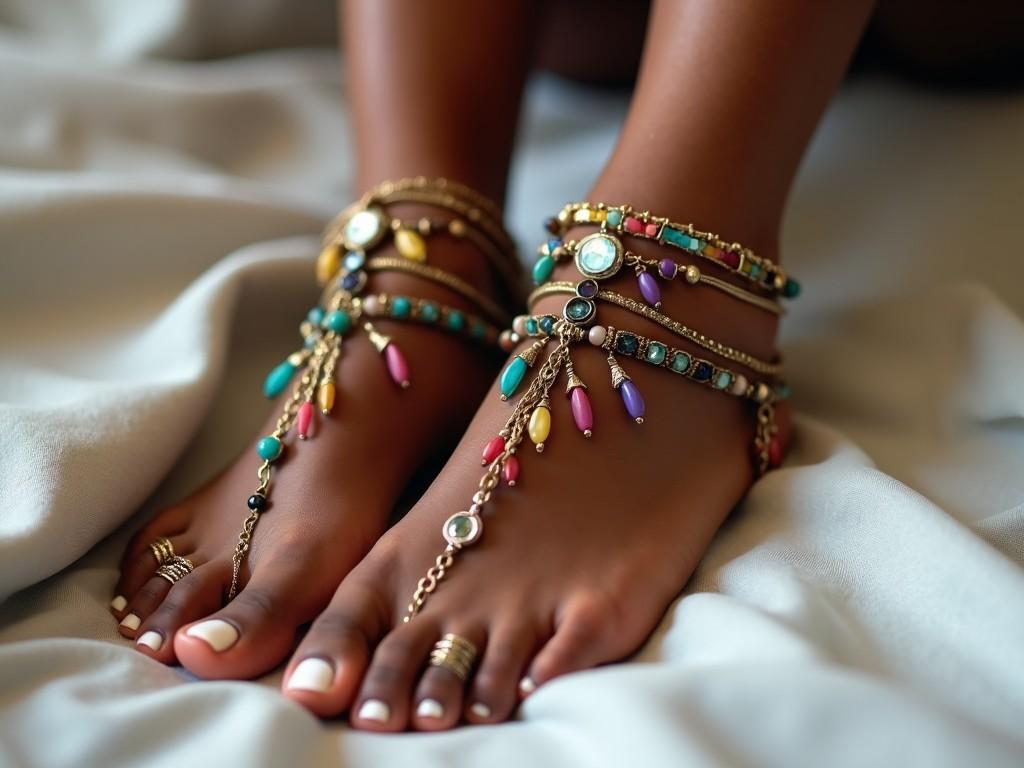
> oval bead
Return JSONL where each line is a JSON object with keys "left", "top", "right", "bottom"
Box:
{"left": 263, "top": 360, "right": 296, "bottom": 399}
{"left": 317, "top": 381, "right": 336, "bottom": 414}
{"left": 385, "top": 343, "right": 410, "bottom": 388}
{"left": 638, "top": 271, "right": 662, "bottom": 307}
{"left": 395, "top": 229, "right": 427, "bottom": 261}
{"left": 256, "top": 435, "right": 283, "bottom": 461}
{"left": 620, "top": 380, "right": 645, "bottom": 422}
{"left": 528, "top": 405, "right": 551, "bottom": 446}
{"left": 296, "top": 401, "right": 314, "bottom": 439}
{"left": 481, "top": 435, "right": 505, "bottom": 465}
{"left": 499, "top": 356, "right": 528, "bottom": 398}
{"left": 316, "top": 244, "right": 340, "bottom": 285}
{"left": 532, "top": 254, "right": 555, "bottom": 285}
{"left": 502, "top": 455, "right": 520, "bottom": 486}
{"left": 570, "top": 386, "right": 594, "bottom": 435}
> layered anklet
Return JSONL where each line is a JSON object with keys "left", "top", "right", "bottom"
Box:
{"left": 404, "top": 202, "right": 791, "bottom": 621}
{"left": 228, "top": 178, "right": 516, "bottom": 600}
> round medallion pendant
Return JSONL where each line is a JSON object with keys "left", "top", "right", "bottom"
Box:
{"left": 442, "top": 512, "right": 482, "bottom": 547}
{"left": 342, "top": 206, "right": 387, "bottom": 251}
{"left": 574, "top": 232, "right": 624, "bottom": 280}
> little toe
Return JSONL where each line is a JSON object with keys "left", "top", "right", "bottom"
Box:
{"left": 117, "top": 574, "right": 175, "bottom": 638}
{"left": 111, "top": 533, "right": 190, "bottom": 618}
{"left": 132, "top": 563, "right": 226, "bottom": 664}
{"left": 352, "top": 620, "right": 442, "bottom": 732}
{"left": 465, "top": 623, "right": 542, "bottom": 724}
{"left": 282, "top": 581, "right": 389, "bottom": 718}
{"left": 174, "top": 559, "right": 316, "bottom": 680}
{"left": 411, "top": 626, "right": 486, "bottom": 731}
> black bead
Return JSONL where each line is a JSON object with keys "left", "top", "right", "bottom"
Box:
{"left": 247, "top": 494, "right": 267, "bottom": 512}
{"left": 544, "top": 217, "right": 559, "bottom": 235}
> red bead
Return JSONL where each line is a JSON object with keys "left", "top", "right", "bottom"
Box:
{"left": 769, "top": 437, "right": 783, "bottom": 468}
{"left": 644, "top": 223, "right": 659, "bottom": 237}
{"left": 502, "top": 455, "right": 520, "bottom": 486}
{"left": 385, "top": 343, "right": 410, "bottom": 388}
{"left": 297, "top": 401, "right": 314, "bottom": 439}
{"left": 720, "top": 250, "right": 741, "bottom": 269}
{"left": 624, "top": 217, "right": 643, "bottom": 234}
{"left": 482, "top": 435, "right": 505, "bottom": 465}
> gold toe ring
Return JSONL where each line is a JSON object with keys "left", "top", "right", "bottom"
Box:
{"left": 155, "top": 556, "right": 194, "bottom": 585}
{"left": 428, "top": 633, "right": 478, "bottom": 683}
{"left": 149, "top": 537, "right": 175, "bottom": 566}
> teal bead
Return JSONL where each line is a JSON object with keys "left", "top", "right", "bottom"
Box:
{"left": 500, "top": 356, "right": 528, "bottom": 398}
{"left": 471, "top": 321, "right": 486, "bottom": 339}
{"left": 749, "top": 264, "right": 761, "bottom": 280}
{"left": 446, "top": 310, "right": 465, "bottom": 331}
{"left": 532, "top": 254, "right": 556, "bottom": 285}
{"left": 391, "top": 296, "right": 412, "bottom": 318}
{"left": 263, "top": 361, "right": 296, "bottom": 398}
{"left": 324, "top": 310, "right": 352, "bottom": 334}
{"left": 783, "top": 279, "right": 801, "bottom": 298}
{"left": 644, "top": 342, "right": 667, "bottom": 365}
{"left": 307, "top": 307, "right": 325, "bottom": 325}
{"left": 606, "top": 209, "right": 622, "bottom": 226}
{"left": 538, "top": 315, "right": 555, "bottom": 334}
{"left": 420, "top": 302, "right": 439, "bottom": 322}
{"left": 256, "top": 435, "right": 283, "bottom": 461}
{"left": 662, "top": 227, "right": 687, "bottom": 248}
{"left": 669, "top": 352, "right": 691, "bottom": 373}
{"left": 713, "top": 371, "right": 733, "bottom": 390}
{"left": 525, "top": 317, "right": 538, "bottom": 335}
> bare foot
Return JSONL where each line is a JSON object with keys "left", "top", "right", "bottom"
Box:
{"left": 280, "top": 225, "right": 791, "bottom": 727}
{"left": 109, "top": 227, "right": 507, "bottom": 680}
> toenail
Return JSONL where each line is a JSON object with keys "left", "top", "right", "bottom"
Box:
{"left": 358, "top": 699, "right": 391, "bottom": 723}
{"left": 137, "top": 631, "right": 163, "bottom": 651}
{"left": 119, "top": 613, "right": 141, "bottom": 631}
{"left": 185, "top": 619, "right": 239, "bottom": 652}
{"left": 287, "top": 658, "right": 334, "bottom": 693}
{"left": 416, "top": 699, "right": 444, "bottom": 719}
{"left": 518, "top": 676, "right": 536, "bottom": 696}
{"left": 470, "top": 702, "right": 492, "bottom": 719}
{"left": 110, "top": 595, "right": 127, "bottom": 612}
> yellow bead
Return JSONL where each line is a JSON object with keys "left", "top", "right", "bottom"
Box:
{"left": 317, "top": 381, "right": 336, "bottom": 414}
{"left": 316, "top": 244, "right": 340, "bottom": 285}
{"left": 395, "top": 229, "right": 427, "bottom": 262}
{"left": 593, "top": 209, "right": 607, "bottom": 222}
{"left": 528, "top": 405, "right": 551, "bottom": 446}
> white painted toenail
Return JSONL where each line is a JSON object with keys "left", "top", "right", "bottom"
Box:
{"left": 358, "top": 699, "right": 391, "bottom": 723}
{"left": 287, "top": 658, "right": 334, "bottom": 693}
{"left": 416, "top": 699, "right": 444, "bottom": 719}
{"left": 110, "top": 596, "right": 127, "bottom": 612}
{"left": 137, "top": 631, "right": 163, "bottom": 651}
{"left": 185, "top": 619, "right": 239, "bottom": 652}
{"left": 470, "top": 702, "right": 492, "bottom": 719}
{"left": 518, "top": 676, "right": 537, "bottom": 696}
{"left": 119, "top": 613, "right": 141, "bottom": 631}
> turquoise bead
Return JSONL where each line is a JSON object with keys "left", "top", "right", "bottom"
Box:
{"left": 420, "top": 302, "right": 439, "bottom": 322}
{"left": 532, "top": 255, "right": 555, "bottom": 285}
{"left": 525, "top": 317, "right": 538, "bottom": 335}
{"left": 256, "top": 436, "right": 283, "bottom": 461}
{"left": 263, "top": 361, "right": 296, "bottom": 398}
{"left": 662, "top": 227, "right": 687, "bottom": 248}
{"left": 500, "top": 356, "right": 528, "bottom": 398}
{"left": 307, "top": 307, "right": 325, "bottom": 325}
{"left": 783, "top": 279, "right": 801, "bottom": 298}
{"left": 669, "top": 352, "right": 691, "bottom": 373}
{"left": 645, "top": 342, "right": 667, "bottom": 365}
{"left": 446, "top": 310, "right": 464, "bottom": 331}
{"left": 749, "top": 264, "right": 761, "bottom": 280}
{"left": 606, "top": 209, "right": 622, "bottom": 226}
{"left": 324, "top": 310, "right": 352, "bottom": 334}
{"left": 391, "top": 296, "right": 412, "bottom": 318}
{"left": 713, "top": 371, "right": 733, "bottom": 390}
{"left": 471, "top": 321, "right": 486, "bottom": 339}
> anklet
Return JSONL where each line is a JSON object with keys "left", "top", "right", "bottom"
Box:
{"left": 228, "top": 181, "right": 515, "bottom": 601}
{"left": 545, "top": 202, "right": 800, "bottom": 298}
{"left": 529, "top": 282, "right": 781, "bottom": 376}
{"left": 534, "top": 234, "right": 782, "bottom": 316}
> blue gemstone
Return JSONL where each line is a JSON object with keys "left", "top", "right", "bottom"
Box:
{"left": 644, "top": 342, "right": 667, "bottom": 365}
{"left": 783, "top": 279, "right": 801, "bottom": 298}
{"left": 614, "top": 332, "right": 639, "bottom": 356}
{"left": 343, "top": 251, "right": 365, "bottom": 271}
{"left": 391, "top": 296, "right": 411, "bottom": 318}
{"left": 669, "top": 352, "right": 691, "bottom": 373}
{"left": 547, "top": 238, "right": 562, "bottom": 253}
{"left": 539, "top": 315, "right": 555, "bottom": 334}
{"left": 691, "top": 361, "right": 713, "bottom": 381}
{"left": 564, "top": 298, "right": 594, "bottom": 324}
{"left": 342, "top": 272, "right": 362, "bottom": 291}
{"left": 576, "top": 279, "right": 599, "bottom": 298}
{"left": 307, "top": 307, "right": 325, "bottom": 325}
{"left": 419, "top": 302, "right": 439, "bottom": 322}
{"left": 446, "top": 310, "right": 465, "bottom": 331}
{"left": 525, "top": 317, "right": 538, "bottom": 335}
{"left": 712, "top": 371, "right": 733, "bottom": 390}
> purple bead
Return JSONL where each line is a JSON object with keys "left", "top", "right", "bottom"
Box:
{"left": 638, "top": 271, "right": 662, "bottom": 307}
{"left": 658, "top": 259, "right": 678, "bottom": 279}
{"left": 620, "top": 379, "right": 645, "bottom": 421}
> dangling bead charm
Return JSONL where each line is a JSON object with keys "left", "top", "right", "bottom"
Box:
{"left": 384, "top": 343, "right": 411, "bottom": 388}
{"left": 528, "top": 400, "right": 552, "bottom": 452}
{"left": 499, "top": 340, "right": 545, "bottom": 400}
{"left": 638, "top": 271, "right": 662, "bottom": 308}
{"left": 296, "top": 401, "right": 314, "bottom": 439}
{"left": 502, "top": 455, "right": 520, "bottom": 486}
{"left": 608, "top": 354, "right": 645, "bottom": 424}
{"left": 263, "top": 360, "right": 297, "bottom": 399}
{"left": 256, "top": 435, "right": 283, "bottom": 461}
{"left": 481, "top": 435, "right": 505, "bottom": 465}
{"left": 565, "top": 359, "right": 593, "bottom": 437}
{"left": 317, "top": 380, "right": 336, "bottom": 414}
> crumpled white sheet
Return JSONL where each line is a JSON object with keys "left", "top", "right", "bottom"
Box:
{"left": 1, "top": 3, "right": 1023, "bottom": 767}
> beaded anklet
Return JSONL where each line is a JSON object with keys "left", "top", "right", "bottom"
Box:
{"left": 540, "top": 202, "right": 800, "bottom": 298}
{"left": 227, "top": 181, "right": 514, "bottom": 600}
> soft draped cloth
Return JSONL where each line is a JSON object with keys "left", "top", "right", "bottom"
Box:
{"left": 1, "top": 3, "right": 1022, "bottom": 767}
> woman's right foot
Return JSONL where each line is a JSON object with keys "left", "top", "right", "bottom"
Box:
{"left": 109, "top": 231, "right": 508, "bottom": 680}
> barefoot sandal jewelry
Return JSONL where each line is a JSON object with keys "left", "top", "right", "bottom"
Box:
{"left": 403, "top": 203, "right": 795, "bottom": 621}
{"left": 226, "top": 179, "right": 518, "bottom": 600}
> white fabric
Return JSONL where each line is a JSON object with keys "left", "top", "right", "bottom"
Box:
{"left": 1, "top": 4, "right": 1023, "bottom": 767}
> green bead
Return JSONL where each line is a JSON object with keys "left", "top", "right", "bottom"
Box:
{"left": 324, "top": 310, "right": 352, "bottom": 334}
{"left": 420, "top": 302, "right": 439, "bottom": 322}
{"left": 606, "top": 209, "right": 622, "bottom": 226}
{"left": 256, "top": 436, "right": 283, "bottom": 461}
{"left": 391, "top": 296, "right": 411, "bottom": 318}
{"left": 783, "top": 279, "right": 801, "bottom": 298}
{"left": 644, "top": 342, "right": 667, "bottom": 365}
{"left": 532, "top": 254, "right": 556, "bottom": 285}
{"left": 500, "top": 356, "right": 528, "bottom": 398}
{"left": 446, "top": 310, "right": 465, "bottom": 331}
{"left": 447, "top": 515, "right": 473, "bottom": 539}
{"left": 669, "top": 352, "right": 691, "bottom": 373}
{"left": 263, "top": 361, "right": 296, "bottom": 398}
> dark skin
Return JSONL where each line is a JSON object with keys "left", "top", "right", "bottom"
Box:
{"left": 108, "top": 0, "right": 1019, "bottom": 729}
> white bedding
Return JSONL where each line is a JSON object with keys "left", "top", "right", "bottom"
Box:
{"left": 1, "top": 3, "right": 1023, "bottom": 767}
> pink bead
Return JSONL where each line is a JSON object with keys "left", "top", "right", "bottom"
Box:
{"left": 297, "top": 401, "right": 314, "bottom": 439}
{"left": 624, "top": 217, "right": 643, "bottom": 234}
{"left": 385, "top": 343, "right": 410, "bottom": 388}
{"left": 482, "top": 435, "right": 505, "bottom": 465}
{"left": 502, "top": 455, "right": 520, "bottom": 486}
{"left": 645, "top": 223, "right": 659, "bottom": 237}
{"left": 570, "top": 386, "right": 594, "bottom": 436}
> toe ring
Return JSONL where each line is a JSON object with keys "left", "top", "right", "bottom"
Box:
{"left": 155, "top": 556, "right": 194, "bottom": 585}
{"left": 428, "top": 633, "right": 478, "bottom": 683}
{"left": 149, "top": 537, "right": 175, "bottom": 566}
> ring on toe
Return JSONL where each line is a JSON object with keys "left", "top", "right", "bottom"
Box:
{"left": 149, "top": 537, "right": 175, "bottom": 566}
{"left": 155, "top": 556, "right": 194, "bottom": 585}
{"left": 428, "top": 633, "right": 478, "bottom": 683}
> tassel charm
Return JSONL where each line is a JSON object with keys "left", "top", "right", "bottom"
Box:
{"left": 317, "top": 380, "right": 336, "bottom": 414}
{"left": 499, "top": 340, "right": 546, "bottom": 400}
{"left": 608, "top": 354, "right": 645, "bottom": 424}
{"left": 297, "top": 401, "right": 314, "bottom": 439}
{"left": 502, "top": 455, "right": 520, "bottom": 486}
{"left": 564, "top": 358, "right": 593, "bottom": 437}
{"left": 528, "top": 399, "right": 552, "bottom": 452}
{"left": 365, "top": 322, "right": 411, "bottom": 388}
